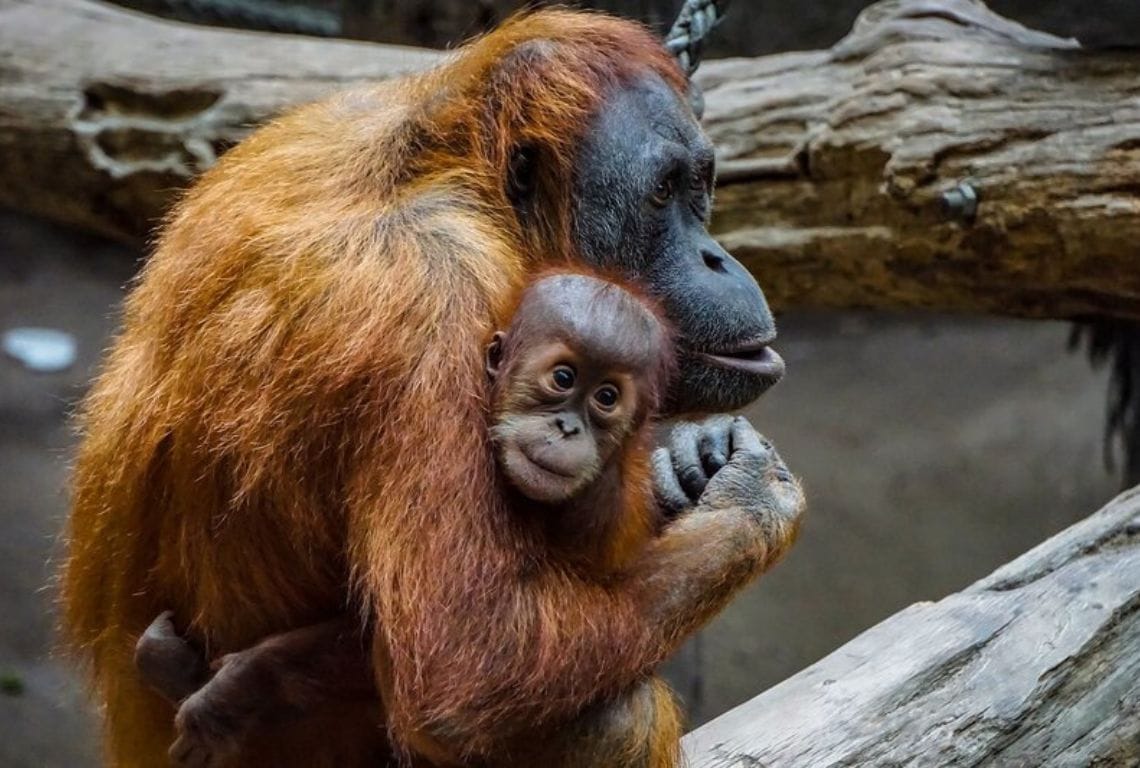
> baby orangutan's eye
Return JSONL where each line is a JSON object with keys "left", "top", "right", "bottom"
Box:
{"left": 593, "top": 384, "right": 620, "bottom": 410}
{"left": 551, "top": 366, "right": 576, "bottom": 391}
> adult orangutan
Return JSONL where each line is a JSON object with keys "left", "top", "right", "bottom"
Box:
{"left": 61, "top": 9, "right": 803, "bottom": 768}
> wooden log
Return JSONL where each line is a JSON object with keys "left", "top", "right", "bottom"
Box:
{"left": 682, "top": 486, "right": 1140, "bottom": 766}
{"left": 0, "top": 0, "right": 438, "bottom": 241}
{"left": 700, "top": 0, "right": 1140, "bottom": 321}
{"left": 4, "top": 0, "right": 1140, "bottom": 321}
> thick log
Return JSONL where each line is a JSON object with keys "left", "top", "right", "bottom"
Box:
{"left": 683, "top": 486, "right": 1140, "bottom": 766}
{"left": 3, "top": 0, "right": 1140, "bottom": 320}
{"left": 700, "top": 0, "right": 1140, "bottom": 321}
{"left": 0, "top": 0, "right": 438, "bottom": 241}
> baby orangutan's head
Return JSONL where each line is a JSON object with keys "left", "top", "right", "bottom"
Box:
{"left": 487, "top": 273, "right": 672, "bottom": 503}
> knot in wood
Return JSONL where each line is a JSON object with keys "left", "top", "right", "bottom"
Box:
{"left": 940, "top": 180, "right": 979, "bottom": 224}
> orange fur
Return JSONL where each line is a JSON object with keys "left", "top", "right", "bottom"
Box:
{"left": 62, "top": 9, "right": 691, "bottom": 768}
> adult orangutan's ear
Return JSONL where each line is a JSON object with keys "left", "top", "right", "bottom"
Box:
{"left": 486, "top": 332, "right": 506, "bottom": 380}
{"left": 507, "top": 144, "right": 538, "bottom": 206}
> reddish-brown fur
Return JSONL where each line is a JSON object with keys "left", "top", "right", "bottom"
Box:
{"left": 62, "top": 10, "right": 695, "bottom": 767}
{"left": 127, "top": 271, "right": 684, "bottom": 767}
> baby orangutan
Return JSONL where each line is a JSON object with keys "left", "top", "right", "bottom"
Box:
{"left": 135, "top": 272, "right": 681, "bottom": 767}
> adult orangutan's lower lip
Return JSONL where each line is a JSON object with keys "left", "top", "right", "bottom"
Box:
{"left": 697, "top": 345, "right": 786, "bottom": 379}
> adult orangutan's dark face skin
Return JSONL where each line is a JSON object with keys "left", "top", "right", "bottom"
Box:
{"left": 569, "top": 74, "right": 783, "bottom": 415}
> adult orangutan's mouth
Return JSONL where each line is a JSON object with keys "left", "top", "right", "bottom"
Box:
{"left": 696, "top": 338, "right": 786, "bottom": 380}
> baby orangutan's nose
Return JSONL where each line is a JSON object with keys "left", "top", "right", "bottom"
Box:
{"left": 554, "top": 415, "right": 582, "bottom": 437}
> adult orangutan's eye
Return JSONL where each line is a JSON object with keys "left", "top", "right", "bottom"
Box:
{"left": 650, "top": 177, "right": 674, "bottom": 207}
{"left": 551, "top": 366, "right": 576, "bottom": 390}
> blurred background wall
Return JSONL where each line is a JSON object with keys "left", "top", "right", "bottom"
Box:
{"left": 1, "top": 1, "right": 1135, "bottom": 765}
{"left": 111, "top": 0, "right": 1140, "bottom": 51}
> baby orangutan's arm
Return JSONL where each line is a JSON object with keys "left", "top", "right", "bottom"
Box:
{"left": 135, "top": 612, "right": 374, "bottom": 768}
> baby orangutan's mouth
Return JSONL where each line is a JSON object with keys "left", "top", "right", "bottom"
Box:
{"left": 498, "top": 441, "right": 589, "bottom": 505}
{"left": 520, "top": 448, "right": 577, "bottom": 479}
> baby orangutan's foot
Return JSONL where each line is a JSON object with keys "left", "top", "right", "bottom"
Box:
{"left": 169, "top": 650, "right": 260, "bottom": 768}
{"left": 134, "top": 611, "right": 209, "bottom": 702}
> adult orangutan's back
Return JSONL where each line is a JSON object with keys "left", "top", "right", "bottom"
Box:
{"left": 60, "top": 44, "right": 520, "bottom": 767}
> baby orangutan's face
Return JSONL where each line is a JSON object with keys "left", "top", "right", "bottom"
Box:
{"left": 486, "top": 277, "right": 667, "bottom": 504}
{"left": 490, "top": 337, "right": 641, "bottom": 502}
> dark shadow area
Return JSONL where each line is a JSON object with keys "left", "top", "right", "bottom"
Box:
{"left": 109, "top": 1, "right": 1140, "bottom": 54}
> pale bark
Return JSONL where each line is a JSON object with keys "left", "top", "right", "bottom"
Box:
{"left": 0, "top": 0, "right": 437, "bottom": 241}
{"left": 702, "top": 0, "right": 1140, "bottom": 320}
{"left": 683, "top": 486, "right": 1140, "bottom": 766}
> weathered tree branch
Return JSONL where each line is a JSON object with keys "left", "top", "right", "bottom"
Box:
{"left": 683, "top": 487, "right": 1140, "bottom": 766}
{"left": 702, "top": 0, "right": 1140, "bottom": 321}
{"left": 0, "top": 0, "right": 437, "bottom": 240}
{"left": 2, "top": 0, "right": 1140, "bottom": 321}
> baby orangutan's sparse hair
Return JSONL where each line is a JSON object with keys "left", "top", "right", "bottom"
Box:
{"left": 487, "top": 272, "right": 674, "bottom": 504}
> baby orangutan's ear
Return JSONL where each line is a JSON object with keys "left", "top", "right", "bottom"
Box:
{"left": 485, "top": 332, "right": 506, "bottom": 381}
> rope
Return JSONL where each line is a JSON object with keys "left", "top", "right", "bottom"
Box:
{"left": 665, "top": 0, "right": 731, "bottom": 77}
{"left": 664, "top": 0, "right": 731, "bottom": 118}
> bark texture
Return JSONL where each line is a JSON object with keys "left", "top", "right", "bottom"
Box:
{"left": 683, "top": 486, "right": 1140, "bottom": 766}
{"left": 701, "top": 0, "right": 1140, "bottom": 321}
{"left": 0, "top": 0, "right": 437, "bottom": 241}
{"left": 2, "top": 0, "right": 1140, "bottom": 316}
